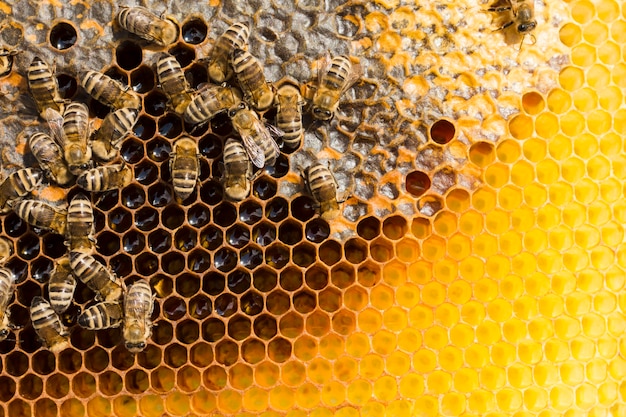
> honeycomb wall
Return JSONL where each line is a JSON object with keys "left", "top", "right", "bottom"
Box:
{"left": 1, "top": 0, "right": 625, "bottom": 416}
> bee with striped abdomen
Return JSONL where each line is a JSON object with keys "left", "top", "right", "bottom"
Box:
{"left": 231, "top": 48, "right": 275, "bottom": 111}
{"left": 91, "top": 108, "right": 139, "bottom": 161}
{"left": 0, "top": 168, "right": 44, "bottom": 213}
{"left": 76, "top": 163, "right": 133, "bottom": 192}
{"left": 0, "top": 267, "right": 16, "bottom": 341}
{"left": 27, "top": 56, "right": 65, "bottom": 118}
{"left": 183, "top": 85, "right": 242, "bottom": 126}
{"left": 61, "top": 102, "right": 92, "bottom": 174}
{"left": 0, "top": 47, "right": 18, "bottom": 78}
{"left": 170, "top": 136, "right": 199, "bottom": 201}
{"left": 69, "top": 251, "right": 123, "bottom": 302}
{"left": 275, "top": 78, "right": 305, "bottom": 150}
{"left": 80, "top": 70, "right": 141, "bottom": 110}
{"left": 489, "top": 0, "right": 537, "bottom": 46}
{"left": 304, "top": 162, "right": 342, "bottom": 221}
{"left": 207, "top": 22, "right": 249, "bottom": 83}
{"left": 0, "top": 237, "right": 12, "bottom": 264}
{"left": 30, "top": 296, "right": 69, "bottom": 353}
{"left": 222, "top": 138, "right": 252, "bottom": 201}
{"left": 47, "top": 257, "right": 76, "bottom": 314}
{"left": 28, "top": 132, "right": 74, "bottom": 186}
{"left": 66, "top": 193, "right": 95, "bottom": 253}
{"left": 123, "top": 280, "right": 154, "bottom": 353}
{"left": 156, "top": 53, "right": 194, "bottom": 114}
{"left": 230, "top": 104, "right": 280, "bottom": 169}
{"left": 11, "top": 199, "right": 67, "bottom": 235}
{"left": 78, "top": 301, "right": 123, "bottom": 330}
{"left": 116, "top": 6, "right": 178, "bottom": 46}
{"left": 311, "top": 54, "right": 360, "bottom": 121}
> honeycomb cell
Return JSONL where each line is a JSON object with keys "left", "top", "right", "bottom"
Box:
{"left": 429, "top": 119, "right": 456, "bottom": 144}
{"left": 49, "top": 21, "right": 77, "bottom": 50}
{"left": 144, "top": 91, "right": 168, "bottom": 117}
{"left": 266, "top": 243, "right": 290, "bottom": 269}
{"left": 254, "top": 176, "right": 278, "bottom": 200}
{"left": 293, "top": 290, "right": 316, "bottom": 314}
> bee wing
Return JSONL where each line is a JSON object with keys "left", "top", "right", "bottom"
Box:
{"left": 43, "top": 108, "right": 66, "bottom": 146}
{"left": 340, "top": 62, "right": 362, "bottom": 95}
{"left": 241, "top": 134, "right": 265, "bottom": 168}
{"left": 316, "top": 52, "right": 332, "bottom": 87}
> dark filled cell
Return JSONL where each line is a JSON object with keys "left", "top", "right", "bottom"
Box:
{"left": 211, "top": 113, "right": 233, "bottom": 136}
{"left": 182, "top": 19, "right": 208, "bottom": 44}
{"left": 405, "top": 170, "right": 431, "bottom": 197}
{"left": 240, "top": 291, "right": 263, "bottom": 316}
{"left": 279, "top": 220, "right": 302, "bottom": 245}
{"left": 174, "top": 227, "right": 197, "bottom": 252}
{"left": 134, "top": 160, "right": 159, "bottom": 185}
{"left": 148, "top": 229, "right": 171, "bottom": 253}
{"left": 198, "top": 134, "right": 223, "bottom": 159}
{"left": 344, "top": 238, "right": 368, "bottom": 264}
{"left": 200, "top": 180, "right": 223, "bottom": 205}
{"left": 266, "top": 197, "right": 288, "bottom": 222}
{"left": 147, "top": 138, "right": 172, "bottom": 162}
{"left": 32, "top": 351, "right": 55, "bottom": 375}
{"left": 70, "top": 327, "right": 96, "bottom": 351}
{"left": 131, "top": 65, "right": 155, "bottom": 93}
{"left": 29, "top": 257, "right": 52, "bottom": 283}
{"left": 253, "top": 314, "right": 277, "bottom": 341}
{"left": 7, "top": 258, "right": 28, "bottom": 284}
{"left": 240, "top": 244, "right": 262, "bottom": 270}
{"left": 16, "top": 234, "right": 39, "bottom": 261}
{"left": 430, "top": 119, "right": 456, "bottom": 144}
{"left": 185, "top": 63, "right": 208, "bottom": 89}
{"left": 135, "top": 207, "right": 159, "bottom": 231}
{"left": 280, "top": 266, "right": 302, "bottom": 291}
{"left": 188, "top": 204, "right": 210, "bottom": 227}
{"left": 202, "top": 271, "right": 225, "bottom": 296}
{"left": 202, "top": 318, "right": 225, "bottom": 342}
{"left": 293, "top": 290, "right": 316, "bottom": 314}
{"left": 356, "top": 216, "right": 380, "bottom": 240}
{"left": 95, "top": 190, "right": 119, "bottom": 211}
{"left": 133, "top": 115, "right": 157, "bottom": 140}
{"left": 97, "top": 231, "right": 120, "bottom": 256}
{"left": 177, "top": 320, "right": 200, "bottom": 344}
{"left": 120, "top": 138, "right": 144, "bottom": 163}
{"left": 97, "top": 328, "right": 122, "bottom": 349}
{"left": 123, "top": 231, "right": 145, "bottom": 254}
{"left": 264, "top": 154, "right": 289, "bottom": 178}
{"left": 265, "top": 243, "right": 289, "bottom": 269}
{"left": 213, "top": 203, "right": 237, "bottom": 227}
{"left": 162, "top": 205, "right": 185, "bottom": 230}
{"left": 291, "top": 195, "right": 316, "bottom": 221}
{"left": 169, "top": 43, "right": 195, "bottom": 67}
{"left": 226, "top": 224, "right": 249, "bottom": 248}
{"left": 151, "top": 274, "right": 173, "bottom": 298}
{"left": 115, "top": 40, "right": 142, "bottom": 70}
{"left": 0, "top": 376, "right": 15, "bottom": 401}
{"left": 319, "top": 240, "right": 341, "bottom": 266}
{"left": 200, "top": 225, "right": 223, "bottom": 251}
{"left": 56, "top": 74, "right": 78, "bottom": 99}
{"left": 88, "top": 97, "right": 110, "bottom": 119}
{"left": 104, "top": 66, "right": 127, "bottom": 84}
{"left": 49, "top": 22, "right": 77, "bottom": 50}
{"left": 305, "top": 218, "right": 330, "bottom": 243}
{"left": 228, "top": 315, "right": 251, "bottom": 341}
{"left": 189, "top": 296, "right": 211, "bottom": 320}
{"left": 158, "top": 113, "right": 183, "bottom": 138}
{"left": 214, "top": 294, "right": 237, "bottom": 317}
{"left": 252, "top": 221, "right": 276, "bottom": 246}
{"left": 253, "top": 176, "right": 277, "bottom": 200}
{"left": 214, "top": 247, "right": 237, "bottom": 272}
{"left": 108, "top": 207, "right": 132, "bottom": 232}
{"left": 162, "top": 252, "right": 185, "bottom": 275}
{"left": 199, "top": 158, "right": 211, "bottom": 181}
{"left": 188, "top": 249, "right": 211, "bottom": 273}
{"left": 239, "top": 201, "right": 262, "bottom": 225}
{"left": 152, "top": 320, "right": 173, "bottom": 346}
{"left": 163, "top": 297, "right": 186, "bottom": 321}
{"left": 110, "top": 254, "right": 132, "bottom": 277}
{"left": 228, "top": 269, "right": 251, "bottom": 294}
{"left": 121, "top": 184, "right": 146, "bottom": 209}
{"left": 176, "top": 273, "right": 200, "bottom": 297}
{"left": 253, "top": 267, "right": 277, "bottom": 292}
{"left": 135, "top": 252, "right": 158, "bottom": 276}
{"left": 4, "top": 212, "right": 26, "bottom": 237}
{"left": 144, "top": 91, "right": 168, "bottom": 116}
{"left": 19, "top": 327, "right": 41, "bottom": 353}
{"left": 148, "top": 183, "right": 173, "bottom": 207}
{"left": 305, "top": 264, "right": 328, "bottom": 290}
{"left": 6, "top": 351, "right": 28, "bottom": 376}
{"left": 42, "top": 233, "right": 66, "bottom": 258}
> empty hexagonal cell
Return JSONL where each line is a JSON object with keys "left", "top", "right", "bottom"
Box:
{"left": 250, "top": 267, "right": 275, "bottom": 293}
{"left": 120, "top": 138, "right": 144, "bottom": 163}
{"left": 202, "top": 317, "right": 225, "bottom": 342}
{"left": 215, "top": 340, "right": 239, "bottom": 366}
{"left": 266, "top": 289, "right": 290, "bottom": 315}
{"left": 253, "top": 176, "right": 278, "bottom": 200}
{"left": 9, "top": 399, "right": 31, "bottom": 417}
{"left": 135, "top": 252, "right": 159, "bottom": 275}
{"left": 49, "top": 21, "right": 77, "bottom": 50}
{"left": 45, "top": 374, "right": 68, "bottom": 399}
{"left": 152, "top": 320, "right": 173, "bottom": 346}
{"left": 226, "top": 224, "right": 250, "bottom": 248}
{"left": 176, "top": 319, "right": 200, "bottom": 344}
{"left": 293, "top": 290, "right": 316, "bottom": 314}
{"left": 278, "top": 220, "right": 303, "bottom": 245}
{"left": 187, "top": 204, "right": 210, "bottom": 228}
{"left": 214, "top": 293, "right": 238, "bottom": 317}
{"left": 280, "top": 266, "right": 302, "bottom": 291}
{"left": 121, "top": 184, "right": 146, "bottom": 209}
{"left": 305, "top": 218, "right": 330, "bottom": 243}
{"left": 144, "top": 91, "right": 168, "bottom": 117}
{"left": 253, "top": 314, "right": 278, "bottom": 340}
{"left": 58, "top": 349, "right": 82, "bottom": 374}
{"left": 228, "top": 315, "right": 252, "bottom": 340}
{"left": 174, "top": 273, "right": 199, "bottom": 298}
{"left": 19, "top": 373, "right": 43, "bottom": 400}
{"left": 291, "top": 196, "right": 316, "bottom": 222}
{"left": 108, "top": 207, "right": 132, "bottom": 232}
{"left": 266, "top": 197, "right": 289, "bottom": 222}
{"left": 148, "top": 229, "right": 171, "bottom": 253}
{"left": 134, "top": 160, "right": 159, "bottom": 186}
{"left": 174, "top": 226, "right": 197, "bottom": 252}
{"left": 122, "top": 230, "right": 145, "bottom": 254}
{"left": 35, "top": 398, "right": 57, "bottom": 416}
{"left": 370, "top": 237, "right": 393, "bottom": 262}
{"left": 319, "top": 287, "right": 342, "bottom": 312}
{"left": 239, "top": 201, "right": 263, "bottom": 225}
{"left": 200, "top": 180, "right": 224, "bottom": 205}
{"left": 169, "top": 43, "right": 195, "bottom": 67}
{"left": 252, "top": 221, "right": 276, "bottom": 246}
{"left": 151, "top": 366, "right": 175, "bottom": 392}
{"left": 202, "top": 271, "right": 224, "bottom": 296}
{"left": 16, "top": 233, "right": 39, "bottom": 261}
{"left": 203, "top": 365, "right": 227, "bottom": 390}
{"left": 71, "top": 326, "right": 96, "bottom": 350}
{"left": 305, "top": 310, "right": 331, "bottom": 337}
{"left": 268, "top": 337, "right": 292, "bottom": 363}
{"left": 240, "top": 339, "right": 264, "bottom": 365}
{"left": 240, "top": 244, "right": 263, "bottom": 270}
{"left": 99, "top": 371, "right": 123, "bottom": 396}
{"left": 189, "top": 294, "right": 211, "bottom": 320}
{"left": 162, "top": 252, "right": 185, "bottom": 275}
{"left": 265, "top": 243, "right": 289, "bottom": 269}
{"left": 6, "top": 351, "right": 28, "bottom": 376}
{"left": 319, "top": 240, "right": 342, "bottom": 266}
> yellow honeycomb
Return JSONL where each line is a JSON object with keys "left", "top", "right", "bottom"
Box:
{"left": 0, "top": 0, "right": 624, "bottom": 415}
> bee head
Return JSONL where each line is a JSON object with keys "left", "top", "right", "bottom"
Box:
{"left": 312, "top": 106, "right": 333, "bottom": 121}
{"left": 518, "top": 21, "right": 536, "bottom": 33}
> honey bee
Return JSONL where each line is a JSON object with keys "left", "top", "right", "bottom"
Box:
{"left": 61, "top": 102, "right": 92, "bottom": 174}
{"left": 229, "top": 105, "right": 280, "bottom": 168}
{"left": 123, "top": 280, "right": 154, "bottom": 353}
{"left": 489, "top": 0, "right": 537, "bottom": 45}
{"left": 311, "top": 54, "right": 360, "bottom": 121}
{"left": 66, "top": 193, "right": 95, "bottom": 253}
{"left": 156, "top": 53, "right": 194, "bottom": 114}
{"left": 231, "top": 48, "right": 275, "bottom": 111}
{"left": 0, "top": 267, "right": 16, "bottom": 341}
{"left": 304, "top": 162, "right": 342, "bottom": 221}
{"left": 28, "top": 132, "right": 74, "bottom": 186}
{"left": 91, "top": 108, "right": 139, "bottom": 161}
{"left": 27, "top": 56, "right": 65, "bottom": 117}
{"left": 116, "top": 6, "right": 178, "bottom": 46}
{"left": 170, "top": 136, "right": 199, "bottom": 201}
{"left": 207, "top": 22, "right": 249, "bottom": 83}
{"left": 77, "top": 301, "right": 123, "bottom": 330}
{"left": 0, "top": 47, "right": 18, "bottom": 78}
{"left": 81, "top": 70, "right": 141, "bottom": 110}
{"left": 0, "top": 237, "right": 13, "bottom": 264}
{"left": 275, "top": 78, "right": 305, "bottom": 150}
{"left": 183, "top": 85, "right": 242, "bottom": 126}
{"left": 76, "top": 163, "right": 133, "bottom": 192}
{"left": 69, "top": 251, "right": 123, "bottom": 302}
{"left": 47, "top": 257, "right": 76, "bottom": 314}
{"left": 10, "top": 199, "right": 67, "bottom": 235}
{"left": 30, "top": 296, "right": 69, "bottom": 353}
{"left": 0, "top": 168, "right": 44, "bottom": 212}
{"left": 222, "top": 138, "right": 252, "bottom": 201}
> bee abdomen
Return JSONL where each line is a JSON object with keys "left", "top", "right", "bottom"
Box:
{"left": 78, "top": 302, "right": 123, "bottom": 330}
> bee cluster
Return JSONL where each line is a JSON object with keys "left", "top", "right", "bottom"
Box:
{"left": 0, "top": 5, "right": 360, "bottom": 354}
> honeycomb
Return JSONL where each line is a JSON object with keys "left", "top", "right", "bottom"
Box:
{"left": 0, "top": 0, "right": 624, "bottom": 415}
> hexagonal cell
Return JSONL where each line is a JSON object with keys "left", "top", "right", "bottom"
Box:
{"left": 162, "top": 252, "right": 185, "bottom": 275}
{"left": 188, "top": 204, "right": 210, "bottom": 228}
{"left": 29, "top": 256, "right": 52, "bottom": 283}
{"left": 198, "top": 134, "right": 222, "bottom": 158}
{"left": 121, "top": 184, "right": 146, "bottom": 210}
{"left": 429, "top": 119, "right": 456, "bottom": 144}
{"left": 185, "top": 63, "right": 208, "bottom": 89}
{"left": 241, "top": 338, "right": 265, "bottom": 364}
{"left": 252, "top": 221, "right": 276, "bottom": 246}
{"left": 189, "top": 294, "right": 211, "bottom": 320}
{"left": 151, "top": 366, "right": 175, "bottom": 392}
{"left": 168, "top": 43, "right": 195, "bottom": 67}
{"left": 290, "top": 196, "right": 316, "bottom": 222}
{"left": 265, "top": 154, "right": 290, "bottom": 178}
{"left": 226, "top": 224, "right": 250, "bottom": 248}
{"left": 135, "top": 252, "right": 159, "bottom": 276}
{"left": 148, "top": 182, "right": 174, "bottom": 207}
{"left": 253, "top": 314, "right": 278, "bottom": 340}
{"left": 268, "top": 337, "right": 292, "bottom": 363}
{"left": 200, "top": 225, "right": 223, "bottom": 251}
{"left": 115, "top": 40, "right": 142, "bottom": 70}
{"left": 279, "top": 266, "right": 302, "bottom": 292}
{"left": 19, "top": 373, "right": 43, "bottom": 399}
{"left": 266, "top": 197, "right": 289, "bottom": 222}
{"left": 32, "top": 350, "right": 55, "bottom": 375}
{"left": 174, "top": 226, "right": 197, "bottom": 252}
{"left": 152, "top": 320, "right": 174, "bottom": 346}
{"left": 188, "top": 248, "right": 211, "bottom": 273}
{"left": 237, "top": 201, "right": 262, "bottom": 225}
{"left": 6, "top": 351, "right": 28, "bottom": 376}
{"left": 176, "top": 319, "right": 200, "bottom": 344}
{"left": 131, "top": 65, "right": 155, "bottom": 93}
{"left": 213, "top": 202, "right": 237, "bottom": 227}
{"left": 120, "top": 138, "right": 144, "bottom": 163}
{"left": 253, "top": 176, "right": 278, "bottom": 200}
{"left": 122, "top": 230, "right": 145, "bottom": 254}
{"left": 214, "top": 293, "right": 238, "bottom": 317}
{"left": 151, "top": 274, "right": 173, "bottom": 298}
{"left": 16, "top": 233, "right": 39, "bottom": 261}
{"left": 4, "top": 212, "right": 27, "bottom": 237}
{"left": 266, "top": 243, "right": 289, "bottom": 269}
{"left": 190, "top": 342, "right": 213, "bottom": 367}
{"left": 214, "top": 247, "right": 237, "bottom": 272}
{"left": 305, "top": 218, "right": 330, "bottom": 243}
{"left": 99, "top": 371, "right": 122, "bottom": 396}
{"left": 126, "top": 369, "right": 150, "bottom": 394}
{"left": 319, "top": 287, "right": 342, "bottom": 312}
{"left": 240, "top": 244, "right": 263, "bottom": 270}
{"left": 226, "top": 269, "right": 250, "bottom": 294}
{"left": 158, "top": 113, "right": 183, "bottom": 139}
{"left": 202, "top": 317, "right": 225, "bottom": 342}
{"left": 228, "top": 315, "right": 252, "bottom": 340}
{"left": 108, "top": 207, "right": 132, "bottom": 232}
{"left": 202, "top": 271, "right": 224, "bottom": 296}
{"left": 200, "top": 180, "right": 224, "bottom": 205}
{"left": 278, "top": 220, "right": 303, "bottom": 245}
{"left": 181, "top": 18, "right": 207, "bottom": 44}
{"left": 382, "top": 215, "right": 408, "bottom": 240}
{"left": 344, "top": 237, "right": 368, "bottom": 264}
{"left": 319, "top": 240, "right": 342, "bottom": 266}
{"left": 215, "top": 340, "right": 239, "bottom": 366}
{"left": 293, "top": 290, "right": 316, "bottom": 314}
{"left": 98, "top": 231, "right": 121, "bottom": 256}
{"left": 370, "top": 237, "right": 393, "bottom": 262}
{"left": 144, "top": 91, "right": 168, "bottom": 117}
{"left": 148, "top": 229, "right": 171, "bottom": 253}
{"left": 357, "top": 261, "right": 382, "bottom": 287}
{"left": 49, "top": 21, "right": 77, "bottom": 50}
{"left": 56, "top": 73, "right": 78, "bottom": 99}
{"left": 134, "top": 160, "right": 159, "bottom": 186}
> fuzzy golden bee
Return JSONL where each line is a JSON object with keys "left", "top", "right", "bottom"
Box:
{"left": 230, "top": 104, "right": 280, "bottom": 168}
{"left": 66, "top": 193, "right": 95, "bottom": 253}
{"left": 10, "top": 199, "right": 67, "bottom": 235}
{"left": 231, "top": 48, "right": 275, "bottom": 111}
{"left": 0, "top": 237, "right": 12, "bottom": 264}
{"left": 78, "top": 301, "right": 123, "bottom": 330}
{"left": 157, "top": 53, "right": 194, "bottom": 114}
{"left": 304, "top": 162, "right": 342, "bottom": 221}
{"left": 91, "top": 108, "right": 139, "bottom": 161}
{"left": 76, "top": 163, "right": 133, "bottom": 192}
{"left": 207, "top": 22, "right": 249, "bottom": 83}
{"left": 184, "top": 85, "right": 242, "bottom": 126}
{"left": 0, "top": 267, "right": 16, "bottom": 341}
{"left": 0, "top": 47, "right": 18, "bottom": 78}
{"left": 275, "top": 78, "right": 305, "bottom": 150}
{"left": 30, "top": 296, "right": 69, "bottom": 353}
{"left": 222, "top": 138, "right": 253, "bottom": 201}
{"left": 81, "top": 70, "right": 141, "bottom": 110}
{"left": 27, "top": 56, "right": 65, "bottom": 117}
{"left": 47, "top": 257, "right": 76, "bottom": 314}
{"left": 0, "top": 168, "right": 44, "bottom": 212}
{"left": 116, "top": 6, "right": 178, "bottom": 46}
{"left": 489, "top": 0, "right": 537, "bottom": 45}
{"left": 123, "top": 280, "right": 154, "bottom": 353}
{"left": 60, "top": 102, "right": 92, "bottom": 174}
{"left": 170, "top": 136, "right": 200, "bottom": 201}
{"left": 311, "top": 54, "right": 360, "bottom": 121}
{"left": 28, "top": 132, "right": 74, "bottom": 186}
{"left": 69, "top": 251, "right": 123, "bottom": 302}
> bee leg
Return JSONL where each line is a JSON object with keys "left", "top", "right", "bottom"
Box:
{"left": 487, "top": 6, "right": 512, "bottom": 12}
